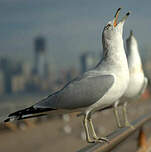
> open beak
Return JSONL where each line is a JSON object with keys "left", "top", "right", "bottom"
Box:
{"left": 113, "top": 8, "right": 122, "bottom": 27}
{"left": 120, "top": 12, "right": 130, "bottom": 23}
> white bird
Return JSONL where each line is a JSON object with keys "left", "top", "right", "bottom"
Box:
{"left": 4, "top": 8, "right": 130, "bottom": 143}
{"left": 114, "top": 30, "right": 148, "bottom": 128}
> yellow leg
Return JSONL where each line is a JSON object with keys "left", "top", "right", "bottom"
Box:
{"left": 83, "top": 114, "right": 94, "bottom": 143}
{"left": 122, "top": 102, "right": 134, "bottom": 129}
{"left": 89, "top": 118, "right": 109, "bottom": 142}
{"left": 89, "top": 118, "right": 98, "bottom": 139}
{"left": 113, "top": 100, "right": 122, "bottom": 128}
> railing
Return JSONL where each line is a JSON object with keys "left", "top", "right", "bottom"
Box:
{"left": 77, "top": 112, "right": 151, "bottom": 152}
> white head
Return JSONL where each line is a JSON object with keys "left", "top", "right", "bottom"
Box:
{"left": 102, "top": 8, "right": 130, "bottom": 47}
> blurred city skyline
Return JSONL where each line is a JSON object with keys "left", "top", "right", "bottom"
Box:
{"left": 0, "top": 0, "right": 151, "bottom": 69}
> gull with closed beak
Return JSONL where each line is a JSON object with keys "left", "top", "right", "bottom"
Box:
{"left": 4, "top": 8, "right": 130, "bottom": 143}
{"left": 114, "top": 30, "right": 148, "bottom": 128}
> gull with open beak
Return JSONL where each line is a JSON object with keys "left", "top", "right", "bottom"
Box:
{"left": 4, "top": 8, "right": 130, "bottom": 143}
{"left": 114, "top": 30, "right": 148, "bottom": 128}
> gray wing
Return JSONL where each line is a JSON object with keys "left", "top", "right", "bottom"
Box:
{"left": 34, "top": 75, "right": 114, "bottom": 110}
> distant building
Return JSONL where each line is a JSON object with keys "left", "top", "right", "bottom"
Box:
{"left": 33, "top": 36, "right": 48, "bottom": 78}
{"left": 0, "top": 58, "right": 12, "bottom": 94}
{"left": 80, "top": 52, "right": 99, "bottom": 73}
{"left": 0, "top": 70, "right": 5, "bottom": 95}
{"left": 11, "top": 75, "right": 26, "bottom": 93}
{"left": 22, "top": 63, "right": 32, "bottom": 78}
{"left": 0, "top": 57, "right": 25, "bottom": 94}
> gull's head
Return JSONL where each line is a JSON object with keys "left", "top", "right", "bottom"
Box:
{"left": 103, "top": 8, "right": 130, "bottom": 41}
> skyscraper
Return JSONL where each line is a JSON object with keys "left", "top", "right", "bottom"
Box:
{"left": 33, "top": 36, "right": 48, "bottom": 78}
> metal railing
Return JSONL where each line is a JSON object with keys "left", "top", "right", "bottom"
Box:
{"left": 77, "top": 112, "right": 151, "bottom": 152}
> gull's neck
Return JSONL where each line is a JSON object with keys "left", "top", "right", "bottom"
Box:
{"left": 127, "top": 36, "right": 142, "bottom": 67}
{"left": 96, "top": 34, "right": 128, "bottom": 69}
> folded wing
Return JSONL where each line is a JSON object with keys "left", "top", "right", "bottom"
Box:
{"left": 34, "top": 74, "right": 115, "bottom": 109}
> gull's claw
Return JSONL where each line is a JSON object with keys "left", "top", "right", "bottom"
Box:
{"left": 98, "top": 137, "right": 110, "bottom": 143}
{"left": 87, "top": 140, "right": 96, "bottom": 143}
{"left": 125, "top": 122, "right": 135, "bottom": 130}
{"left": 93, "top": 136, "right": 110, "bottom": 143}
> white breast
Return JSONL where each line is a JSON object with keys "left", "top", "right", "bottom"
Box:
{"left": 124, "top": 71, "right": 144, "bottom": 98}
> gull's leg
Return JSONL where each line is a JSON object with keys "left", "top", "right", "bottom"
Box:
{"left": 122, "top": 102, "right": 134, "bottom": 129}
{"left": 89, "top": 117, "right": 109, "bottom": 143}
{"left": 89, "top": 118, "right": 98, "bottom": 139}
{"left": 83, "top": 112, "right": 94, "bottom": 143}
{"left": 113, "top": 100, "right": 122, "bottom": 128}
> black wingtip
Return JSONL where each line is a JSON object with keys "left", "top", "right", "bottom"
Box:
{"left": 4, "top": 118, "right": 11, "bottom": 123}
{"left": 5, "top": 106, "right": 56, "bottom": 123}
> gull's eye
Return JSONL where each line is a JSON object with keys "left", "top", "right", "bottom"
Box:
{"left": 105, "top": 24, "right": 112, "bottom": 30}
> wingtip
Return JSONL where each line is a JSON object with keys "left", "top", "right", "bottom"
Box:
{"left": 0, "top": 116, "right": 12, "bottom": 123}
{"left": 4, "top": 118, "right": 10, "bottom": 123}
{"left": 3, "top": 115, "right": 18, "bottom": 123}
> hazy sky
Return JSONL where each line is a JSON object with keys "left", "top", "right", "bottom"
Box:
{"left": 0, "top": 0, "right": 151, "bottom": 69}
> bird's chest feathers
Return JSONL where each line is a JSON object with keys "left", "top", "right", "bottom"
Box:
{"left": 130, "top": 65, "right": 143, "bottom": 74}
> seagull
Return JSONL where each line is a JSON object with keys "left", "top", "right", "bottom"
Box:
{"left": 114, "top": 30, "right": 148, "bottom": 128}
{"left": 4, "top": 8, "right": 130, "bottom": 143}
